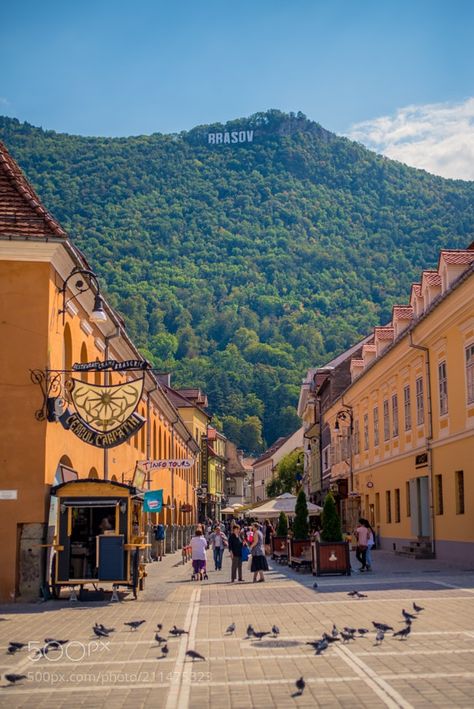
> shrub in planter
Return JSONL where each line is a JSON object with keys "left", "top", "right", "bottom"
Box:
{"left": 293, "top": 490, "right": 309, "bottom": 540}
{"left": 320, "top": 492, "right": 343, "bottom": 542}
{"left": 276, "top": 511, "right": 288, "bottom": 537}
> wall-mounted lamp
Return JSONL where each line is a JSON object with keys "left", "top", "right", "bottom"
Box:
{"left": 58, "top": 267, "right": 107, "bottom": 325}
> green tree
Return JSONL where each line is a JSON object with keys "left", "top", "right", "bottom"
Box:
{"left": 293, "top": 489, "right": 309, "bottom": 540}
{"left": 266, "top": 449, "right": 303, "bottom": 497}
{"left": 239, "top": 416, "right": 264, "bottom": 454}
{"left": 320, "top": 493, "right": 343, "bottom": 542}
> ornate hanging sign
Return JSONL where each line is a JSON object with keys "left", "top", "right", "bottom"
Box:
{"left": 65, "top": 376, "right": 145, "bottom": 448}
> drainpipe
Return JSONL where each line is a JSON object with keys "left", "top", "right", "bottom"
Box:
{"left": 409, "top": 333, "right": 435, "bottom": 558}
{"left": 103, "top": 326, "right": 121, "bottom": 480}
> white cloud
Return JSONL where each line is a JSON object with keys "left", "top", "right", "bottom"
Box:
{"left": 347, "top": 98, "right": 474, "bottom": 181}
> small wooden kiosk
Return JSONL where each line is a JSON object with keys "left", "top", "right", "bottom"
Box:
{"left": 47, "top": 479, "right": 148, "bottom": 599}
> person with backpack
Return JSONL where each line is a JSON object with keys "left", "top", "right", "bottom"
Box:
{"left": 154, "top": 523, "right": 165, "bottom": 561}
{"left": 228, "top": 524, "right": 245, "bottom": 583}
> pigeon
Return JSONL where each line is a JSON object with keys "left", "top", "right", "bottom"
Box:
{"left": 402, "top": 609, "right": 417, "bottom": 621}
{"left": 159, "top": 644, "right": 169, "bottom": 658}
{"left": 155, "top": 633, "right": 166, "bottom": 645}
{"left": 313, "top": 582, "right": 318, "bottom": 589}
{"left": 340, "top": 631, "right": 355, "bottom": 643}
{"left": 347, "top": 590, "right": 359, "bottom": 597}
{"left": 35, "top": 645, "right": 51, "bottom": 658}
{"left": 393, "top": 625, "right": 411, "bottom": 640}
{"left": 169, "top": 626, "right": 188, "bottom": 636}
{"left": 357, "top": 628, "right": 370, "bottom": 636}
{"left": 413, "top": 602, "right": 424, "bottom": 613}
{"left": 186, "top": 650, "right": 205, "bottom": 661}
{"left": 4, "top": 673, "right": 27, "bottom": 685}
{"left": 95, "top": 623, "right": 115, "bottom": 634}
{"left": 246, "top": 624, "right": 255, "bottom": 638}
{"left": 343, "top": 626, "right": 357, "bottom": 635}
{"left": 7, "top": 642, "right": 26, "bottom": 651}
{"left": 156, "top": 623, "right": 163, "bottom": 631}
{"left": 7, "top": 645, "right": 22, "bottom": 655}
{"left": 331, "top": 624, "right": 339, "bottom": 638}
{"left": 315, "top": 638, "right": 329, "bottom": 655}
{"left": 372, "top": 622, "right": 393, "bottom": 632}
{"left": 252, "top": 631, "right": 270, "bottom": 641}
{"left": 124, "top": 620, "right": 146, "bottom": 631}
{"left": 374, "top": 629, "right": 385, "bottom": 645}
{"left": 225, "top": 623, "right": 236, "bottom": 635}
{"left": 44, "top": 638, "right": 68, "bottom": 648}
{"left": 322, "top": 633, "right": 340, "bottom": 644}
{"left": 294, "top": 676, "right": 305, "bottom": 696}
{"left": 93, "top": 626, "right": 111, "bottom": 638}
{"left": 272, "top": 625, "right": 280, "bottom": 637}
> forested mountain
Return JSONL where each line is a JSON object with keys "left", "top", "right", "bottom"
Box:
{"left": 1, "top": 110, "right": 473, "bottom": 451}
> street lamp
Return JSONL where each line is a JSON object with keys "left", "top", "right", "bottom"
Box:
{"left": 58, "top": 267, "right": 107, "bottom": 325}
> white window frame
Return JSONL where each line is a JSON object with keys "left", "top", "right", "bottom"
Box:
{"left": 466, "top": 344, "right": 474, "bottom": 404}
{"left": 392, "top": 393, "right": 399, "bottom": 437}
{"left": 416, "top": 376, "right": 424, "bottom": 426}
{"left": 438, "top": 360, "right": 448, "bottom": 416}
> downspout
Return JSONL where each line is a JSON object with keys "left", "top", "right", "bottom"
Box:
{"left": 409, "top": 333, "right": 436, "bottom": 558}
{"left": 103, "top": 326, "right": 121, "bottom": 480}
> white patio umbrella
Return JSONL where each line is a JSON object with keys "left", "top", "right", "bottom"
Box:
{"left": 250, "top": 492, "right": 322, "bottom": 519}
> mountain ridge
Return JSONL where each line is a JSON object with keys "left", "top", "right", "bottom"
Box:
{"left": 1, "top": 110, "right": 473, "bottom": 451}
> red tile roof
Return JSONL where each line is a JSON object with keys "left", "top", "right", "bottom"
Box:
{"left": 439, "top": 250, "right": 474, "bottom": 266}
{"left": 351, "top": 359, "right": 364, "bottom": 366}
{"left": 362, "top": 344, "right": 376, "bottom": 352}
{"left": 421, "top": 270, "right": 442, "bottom": 287}
{"left": 374, "top": 327, "right": 394, "bottom": 341}
{"left": 411, "top": 284, "right": 422, "bottom": 298}
{"left": 0, "top": 140, "right": 66, "bottom": 239}
{"left": 392, "top": 305, "right": 414, "bottom": 320}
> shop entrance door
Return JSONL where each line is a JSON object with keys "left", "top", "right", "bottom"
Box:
{"left": 409, "top": 476, "right": 430, "bottom": 538}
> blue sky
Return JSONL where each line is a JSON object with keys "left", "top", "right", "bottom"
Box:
{"left": 1, "top": 0, "right": 474, "bottom": 177}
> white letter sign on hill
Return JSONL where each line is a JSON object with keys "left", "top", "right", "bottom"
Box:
{"left": 208, "top": 130, "right": 254, "bottom": 145}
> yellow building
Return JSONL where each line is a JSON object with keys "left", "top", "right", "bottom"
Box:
{"left": 0, "top": 141, "right": 200, "bottom": 602}
{"left": 207, "top": 427, "right": 226, "bottom": 519}
{"left": 325, "top": 247, "right": 474, "bottom": 563}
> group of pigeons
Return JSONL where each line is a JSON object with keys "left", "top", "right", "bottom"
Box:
{"left": 3, "top": 598, "right": 426, "bottom": 693}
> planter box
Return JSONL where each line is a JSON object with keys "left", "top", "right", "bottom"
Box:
{"left": 288, "top": 539, "right": 312, "bottom": 571}
{"left": 311, "top": 541, "right": 351, "bottom": 576}
{"left": 271, "top": 536, "right": 288, "bottom": 563}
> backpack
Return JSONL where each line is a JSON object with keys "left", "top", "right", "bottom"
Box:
{"left": 154, "top": 524, "right": 165, "bottom": 541}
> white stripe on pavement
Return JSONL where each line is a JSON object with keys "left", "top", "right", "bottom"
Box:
{"left": 164, "top": 586, "right": 201, "bottom": 709}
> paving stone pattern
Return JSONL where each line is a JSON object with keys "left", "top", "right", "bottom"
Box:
{"left": 0, "top": 549, "right": 473, "bottom": 708}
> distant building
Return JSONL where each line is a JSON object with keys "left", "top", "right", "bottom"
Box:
{"left": 252, "top": 428, "right": 304, "bottom": 502}
{"left": 224, "top": 441, "right": 253, "bottom": 509}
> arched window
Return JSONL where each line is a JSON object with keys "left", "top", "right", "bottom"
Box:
{"left": 63, "top": 324, "right": 73, "bottom": 398}
{"left": 140, "top": 407, "right": 146, "bottom": 453}
{"left": 80, "top": 342, "right": 88, "bottom": 382}
{"left": 88, "top": 467, "right": 99, "bottom": 479}
{"left": 159, "top": 427, "right": 163, "bottom": 457}
{"left": 111, "top": 474, "right": 118, "bottom": 482}
{"left": 153, "top": 421, "right": 157, "bottom": 459}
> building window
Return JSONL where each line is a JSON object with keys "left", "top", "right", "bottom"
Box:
{"left": 354, "top": 420, "right": 360, "bottom": 454}
{"left": 373, "top": 407, "right": 379, "bottom": 447}
{"left": 394, "top": 488, "right": 400, "bottom": 522}
{"left": 416, "top": 377, "right": 424, "bottom": 426}
{"left": 375, "top": 492, "right": 380, "bottom": 523}
{"left": 383, "top": 399, "right": 390, "bottom": 441}
{"left": 392, "top": 394, "right": 399, "bottom": 437}
{"left": 404, "top": 385, "right": 411, "bottom": 431}
{"left": 435, "top": 474, "right": 443, "bottom": 515}
{"left": 438, "top": 361, "right": 448, "bottom": 416}
{"left": 386, "top": 490, "right": 392, "bottom": 523}
{"left": 466, "top": 345, "right": 474, "bottom": 404}
{"left": 322, "top": 446, "right": 330, "bottom": 472}
{"left": 455, "top": 470, "right": 465, "bottom": 514}
{"left": 363, "top": 414, "right": 369, "bottom": 451}
{"left": 405, "top": 481, "right": 411, "bottom": 517}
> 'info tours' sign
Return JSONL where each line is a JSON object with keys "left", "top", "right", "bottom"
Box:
{"left": 208, "top": 130, "right": 254, "bottom": 145}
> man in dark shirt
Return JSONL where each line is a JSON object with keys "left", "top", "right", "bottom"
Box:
{"left": 228, "top": 525, "right": 244, "bottom": 583}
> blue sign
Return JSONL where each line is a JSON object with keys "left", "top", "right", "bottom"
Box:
{"left": 143, "top": 489, "right": 163, "bottom": 513}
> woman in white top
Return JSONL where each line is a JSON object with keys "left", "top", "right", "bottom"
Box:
{"left": 190, "top": 528, "right": 208, "bottom": 580}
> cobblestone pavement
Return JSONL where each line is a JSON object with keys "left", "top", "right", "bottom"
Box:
{"left": 1, "top": 548, "right": 474, "bottom": 708}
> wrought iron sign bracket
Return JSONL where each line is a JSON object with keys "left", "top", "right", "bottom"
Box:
{"left": 30, "top": 369, "right": 64, "bottom": 422}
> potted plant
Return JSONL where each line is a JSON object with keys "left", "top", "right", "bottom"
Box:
{"left": 271, "top": 511, "right": 289, "bottom": 561}
{"left": 288, "top": 490, "right": 312, "bottom": 570}
{"left": 312, "top": 492, "right": 351, "bottom": 576}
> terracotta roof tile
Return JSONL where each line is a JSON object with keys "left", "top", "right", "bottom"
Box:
{"left": 421, "top": 270, "right": 442, "bottom": 287}
{"left": 411, "top": 284, "right": 422, "bottom": 298}
{"left": 0, "top": 140, "right": 66, "bottom": 239}
{"left": 439, "top": 250, "right": 474, "bottom": 266}
{"left": 374, "top": 327, "right": 394, "bottom": 341}
{"left": 392, "top": 305, "right": 414, "bottom": 320}
{"left": 351, "top": 359, "right": 364, "bottom": 366}
{"left": 362, "top": 344, "right": 376, "bottom": 352}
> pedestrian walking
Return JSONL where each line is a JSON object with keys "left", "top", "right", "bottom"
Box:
{"left": 228, "top": 524, "right": 245, "bottom": 582}
{"left": 209, "top": 525, "right": 228, "bottom": 571}
{"left": 355, "top": 518, "right": 369, "bottom": 571}
{"left": 250, "top": 523, "right": 268, "bottom": 583}
{"left": 190, "top": 527, "right": 208, "bottom": 580}
{"left": 363, "top": 518, "right": 375, "bottom": 571}
{"left": 263, "top": 518, "right": 274, "bottom": 556}
{"left": 153, "top": 522, "right": 166, "bottom": 561}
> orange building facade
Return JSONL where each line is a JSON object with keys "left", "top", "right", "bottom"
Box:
{"left": 0, "top": 142, "right": 200, "bottom": 602}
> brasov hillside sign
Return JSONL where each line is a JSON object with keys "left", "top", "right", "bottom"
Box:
{"left": 208, "top": 130, "right": 254, "bottom": 145}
